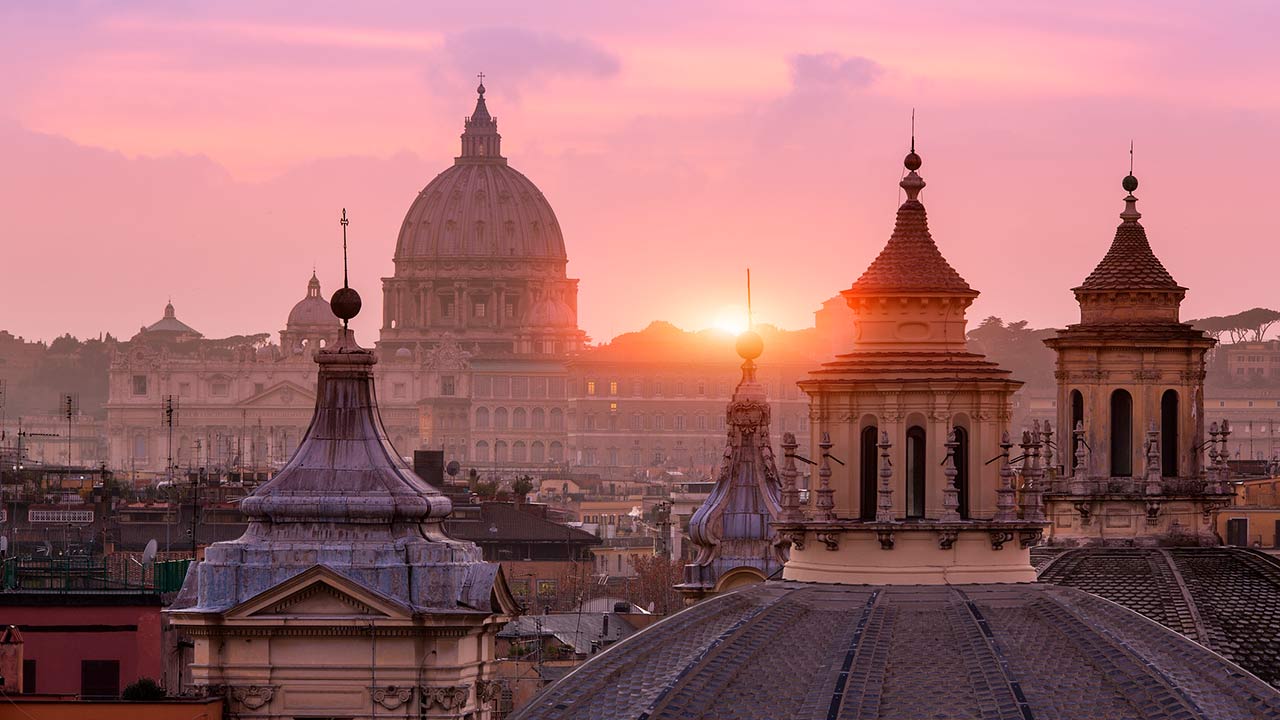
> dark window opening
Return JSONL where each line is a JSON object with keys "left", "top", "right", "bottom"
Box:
{"left": 22, "top": 659, "right": 35, "bottom": 694}
{"left": 1161, "top": 390, "right": 1179, "bottom": 477}
{"left": 954, "top": 426, "right": 970, "bottom": 519}
{"left": 1110, "top": 390, "right": 1133, "bottom": 477}
{"left": 906, "top": 426, "right": 926, "bottom": 518}
{"left": 80, "top": 659, "right": 120, "bottom": 699}
{"left": 860, "top": 425, "right": 878, "bottom": 520}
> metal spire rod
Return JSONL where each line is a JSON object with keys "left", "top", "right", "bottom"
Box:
{"left": 746, "top": 268, "right": 753, "bottom": 331}
{"left": 911, "top": 108, "right": 915, "bottom": 153}
{"left": 340, "top": 208, "right": 350, "bottom": 289}
{"left": 1129, "top": 140, "right": 1134, "bottom": 175}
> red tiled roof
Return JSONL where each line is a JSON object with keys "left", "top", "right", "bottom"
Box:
{"left": 1077, "top": 219, "right": 1181, "bottom": 291}
{"left": 847, "top": 199, "right": 974, "bottom": 295}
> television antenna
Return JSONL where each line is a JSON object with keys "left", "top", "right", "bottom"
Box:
{"left": 162, "top": 396, "right": 179, "bottom": 489}
{"left": 60, "top": 393, "right": 79, "bottom": 491}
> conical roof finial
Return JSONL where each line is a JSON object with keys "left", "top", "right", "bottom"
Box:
{"left": 901, "top": 111, "right": 925, "bottom": 201}
{"left": 1121, "top": 141, "right": 1141, "bottom": 222}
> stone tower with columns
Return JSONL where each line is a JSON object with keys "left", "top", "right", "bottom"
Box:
{"left": 775, "top": 143, "right": 1045, "bottom": 585}
{"left": 677, "top": 330, "right": 787, "bottom": 602}
{"left": 1042, "top": 171, "right": 1232, "bottom": 545}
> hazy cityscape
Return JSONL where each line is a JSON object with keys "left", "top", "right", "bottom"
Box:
{"left": 4, "top": 4, "right": 1280, "bottom": 720}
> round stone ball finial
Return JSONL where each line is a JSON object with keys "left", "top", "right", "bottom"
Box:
{"left": 330, "top": 287, "right": 362, "bottom": 322}
{"left": 904, "top": 151, "right": 922, "bottom": 172}
{"left": 736, "top": 330, "right": 764, "bottom": 361}
{"left": 1122, "top": 173, "right": 1139, "bottom": 193}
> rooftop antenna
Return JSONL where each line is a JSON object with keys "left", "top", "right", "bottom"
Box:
{"left": 1129, "top": 140, "right": 1134, "bottom": 175}
{"left": 911, "top": 108, "right": 916, "bottom": 154}
{"left": 746, "top": 268, "right": 753, "bottom": 331}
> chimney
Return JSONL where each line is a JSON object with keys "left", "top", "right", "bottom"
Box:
{"left": 0, "top": 626, "right": 24, "bottom": 693}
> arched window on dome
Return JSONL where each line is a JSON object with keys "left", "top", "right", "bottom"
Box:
{"left": 531, "top": 407, "right": 545, "bottom": 429}
{"left": 494, "top": 407, "right": 509, "bottom": 430}
{"left": 512, "top": 408, "right": 527, "bottom": 429}
{"left": 1111, "top": 390, "right": 1133, "bottom": 477}
{"left": 906, "top": 426, "right": 926, "bottom": 519}
{"left": 859, "top": 424, "right": 878, "bottom": 521}
{"left": 513, "top": 441, "right": 527, "bottom": 463}
{"left": 475, "top": 407, "right": 489, "bottom": 430}
{"left": 475, "top": 441, "right": 489, "bottom": 463}
{"left": 531, "top": 441, "right": 545, "bottom": 463}
{"left": 1162, "top": 390, "right": 1179, "bottom": 477}
{"left": 495, "top": 441, "right": 509, "bottom": 463}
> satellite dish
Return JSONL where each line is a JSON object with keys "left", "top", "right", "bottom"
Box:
{"left": 41, "top": 540, "right": 52, "bottom": 557}
{"left": 142, "top": 539, "right": 158, "bottom": 565}
{"left": 446, "top": 460, "right": 460, "bottom": 477}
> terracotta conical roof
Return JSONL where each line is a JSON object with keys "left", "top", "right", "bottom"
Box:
{"left": 1077, "top": 175, "right": 1182, "bottom": 292}
{"left": 848, "top": 150, "right": 974, "bottom": 295}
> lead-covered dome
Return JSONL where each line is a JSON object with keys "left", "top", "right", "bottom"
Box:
{"left": 393, "top": 82, "right": 566, "bottom": 264}
{"left": 287, "top": 273, "right": 339, "bottom": 327}
{"left": 516, "top": 581, "right": 1280, "bottom": 720}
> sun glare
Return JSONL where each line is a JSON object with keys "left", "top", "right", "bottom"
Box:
{"left": 710, "top": 307, "right": 749, "bottom": 336}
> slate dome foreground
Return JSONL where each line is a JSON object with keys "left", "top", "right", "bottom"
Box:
{"left": 515, "top": 582, "right": 1280, "bottom": 720}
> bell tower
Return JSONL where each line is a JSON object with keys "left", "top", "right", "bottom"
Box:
{"left": 1043, "top": 170, "right": 1231, "bottom": 545}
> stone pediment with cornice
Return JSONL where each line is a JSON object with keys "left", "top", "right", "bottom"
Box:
{"left": 238, "top": 380, "right": 315, "bottom": 409}
{"left": 224, "top": 565, "right": 410, "bottom": 621}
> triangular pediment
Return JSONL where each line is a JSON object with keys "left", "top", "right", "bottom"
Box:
{"left": 225, "top": 565, "right": 410, "bottom": 620}
{"left": 238, "top": 380, "right": 315, "bottom": 409}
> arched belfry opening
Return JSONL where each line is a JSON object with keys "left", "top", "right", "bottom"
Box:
{"left": 1110, "top": 390, "right": 1133, "bottom": 477}
{"left": 1161, "top": 390, "right": 1179, "bottom": 477}
{"left": 860, "top": 425, "right": 878, "bottom": 520}
{"left": 953, "top": 425, "right": 970, "bottom": 519}
{"left": 906, "top": 426, "right": 927, "bottom": 518}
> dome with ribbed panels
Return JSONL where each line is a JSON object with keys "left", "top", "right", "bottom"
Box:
{"left": 287, "top": 273, "right": 339, "bottom": 327}
{"left": 393, "top": 83, "right": 566, "bottom": 265}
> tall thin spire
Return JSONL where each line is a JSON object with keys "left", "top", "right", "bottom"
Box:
{"left": 331, "top": 208, "right": 362, "bottom": 331}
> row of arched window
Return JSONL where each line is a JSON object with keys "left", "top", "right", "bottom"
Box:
{"left": 857, "top": 425, "right": 970, "bottom": 520}
{"left": 1071, "top": 388, "right": 1180, "bottom": 478}
{"left": 474, "top": 440, "right": 564, "bottom": 463}
{"left": 474, "top": 406, "right": 565, "bottom": 431}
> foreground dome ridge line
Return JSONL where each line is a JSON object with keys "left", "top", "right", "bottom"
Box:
{"left": 511, "top": 143, "right": 1280, "bottom": 720}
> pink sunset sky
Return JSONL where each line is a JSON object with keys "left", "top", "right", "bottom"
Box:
{"left": 2, "top": 2, "right": 1277, "bottom": 344}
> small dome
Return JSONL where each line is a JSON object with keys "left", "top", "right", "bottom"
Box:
{"left": 288, "top": 274, "right": 339, "bottom": 328}
{"left": 523, "top": 294, "right": 575, "bottom": 328}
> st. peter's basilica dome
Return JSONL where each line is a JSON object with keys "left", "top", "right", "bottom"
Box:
{"left": 392, "top": 82, "right": 567, "bottom": 266}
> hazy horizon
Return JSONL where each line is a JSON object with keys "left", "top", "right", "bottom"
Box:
{"left": 4, "top": 2, "right": 1278, "bottom": 344}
